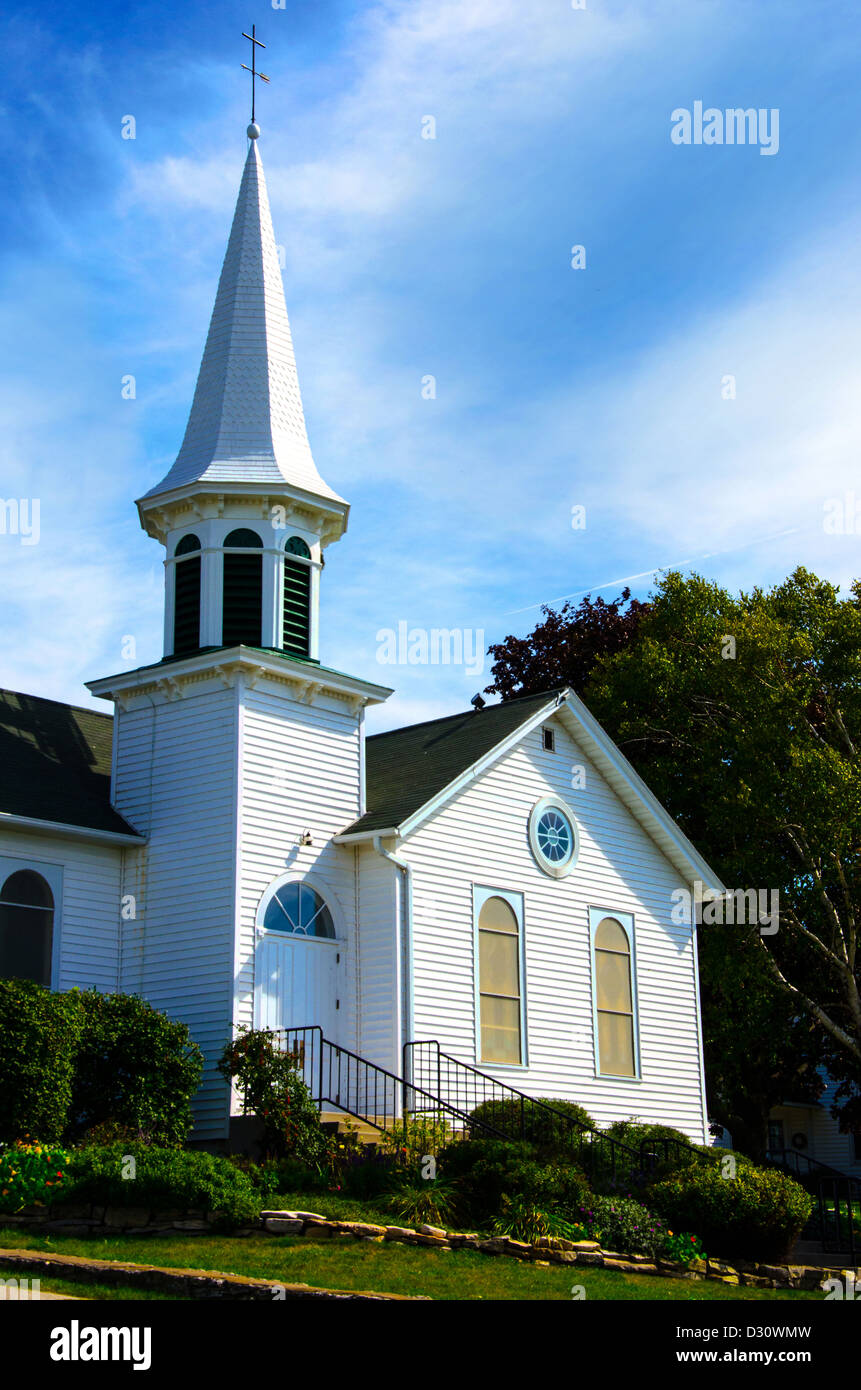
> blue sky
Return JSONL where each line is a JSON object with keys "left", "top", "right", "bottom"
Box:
{"left": 1, "top": 0, "right": 860, "bottom": 732}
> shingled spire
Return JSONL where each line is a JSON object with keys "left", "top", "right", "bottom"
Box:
{"left": 143, "top": 130, "right": 343, "bottom": 505}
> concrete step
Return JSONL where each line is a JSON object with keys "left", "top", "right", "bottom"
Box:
{"left": 319, "top": 1112, "right": 395, "bottom": 1146}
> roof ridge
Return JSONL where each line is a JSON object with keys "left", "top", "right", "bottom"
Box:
{"left": 366, "top": 686, "right": 565, "bottom": 742}
{"left": 0, "top": 688, "right": 113, "bottom": 723}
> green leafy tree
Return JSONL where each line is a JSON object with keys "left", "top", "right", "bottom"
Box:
{"left": 585, "top": 568, "right": 861, "bottom": 1137}
{"left": 489, "top": 568, "right": 861, "bottom": 1145}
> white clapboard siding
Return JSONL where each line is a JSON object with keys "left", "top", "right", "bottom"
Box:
{"left": 399, "top": 713, "right": 709, "bottom": 1142}
{"left": 234, "top": 686, "right": 362, "bottom": 1060}
{"left": 112, "top": 686, "right": 239, "bottom": 1139}
{"left": 810, "top": 1074, "right": 861, "bottom": 1175}
{"left": 0, "top": 830, "right": 122, "bottom": 992}
{"left": 355, "top": 844, "right": 399, "bottom": 1074}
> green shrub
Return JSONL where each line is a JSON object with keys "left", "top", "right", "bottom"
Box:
{"left": 69, "top": 991, "right": 203, "bottom": 1147}
{"left": 63, "top": 1143, "right": 258, "bottom": 1228}
{"left": 491, "top": 1196, "right": 583, "bottom": 1245}
{"left": 437, "top": 1138, "right": 539, "bottom": 1225}
{"left": 437, "top": 1137, "right": 590, "bottom": 1228}
{"left": 605, "top": 1120, "right": 698, "bottom": 1157}
{"left": 384, "top": 1176, "right": 459, "bottom": 1227}
{"left": 648, "top": 1163, "right": 813, "bottom": 1262}
{"left": 575, "top": 1193, "right": 668, "bottom": 1256}
{"left": 377, "top": 1114, "right": 456, "bottom": 1159}
{"left": 470, "top": 1098, "right": 596, "bottom": 1157}
{"left": 0, "top": 1141, "right": 70, "bottom": 1213}
{"left": 230, "top": 1154, "right": 325, "bottom": 1197}
{"left": 217, "top": 1027, "right": 332, "bottom": 1166}
{"left": 660, "top": 1230, "right": 706, "bottom": 1265}
{"left": 0, "top": 981, "right": 84, "bottom": 1143}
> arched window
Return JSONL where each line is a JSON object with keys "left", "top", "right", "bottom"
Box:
{"left": 476, "top": 891, "right": 523, "bottom": 1065}
{"left": 282, "top": 536, "right": 311, "bottom": 658}
{"left": 0, "top": 870, "right": 54, "bottom": 985}
{"left": 593, "top": 915, "right": 636, "bottom": 1078}
{"left": 262, "top": 881, "right": 335, "bottom": 939}
{"left": 173, "top": 533, "right": 201, "bottom": 655}
{"left": 222, "top": 528, "right": 263, "bottom": 648}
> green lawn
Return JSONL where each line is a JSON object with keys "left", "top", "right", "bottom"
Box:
{"left": 0, "top": 1227, "right": 818, "bottom": 1301}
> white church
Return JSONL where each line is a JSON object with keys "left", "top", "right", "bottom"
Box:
{"left": 0, "top": 120, "right": 726, "bottom": 1147}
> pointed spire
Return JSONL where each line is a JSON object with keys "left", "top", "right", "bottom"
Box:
{"left": 144, "top": 132, "right": 343, "bottom": 505}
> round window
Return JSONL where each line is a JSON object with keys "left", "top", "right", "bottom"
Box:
{"left": 528, "top": 796, "right": 579, "bottom": 878}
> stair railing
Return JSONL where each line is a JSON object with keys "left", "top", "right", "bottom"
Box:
{"left": 404, "top": 1039, "right": 710, "bottom": 1182}
{"left": 256, "top": 1025, "right": 507, "bottom": 1159}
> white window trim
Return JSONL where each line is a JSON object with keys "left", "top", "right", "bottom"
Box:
{"left": 588, "top": 904, "right": 641, "bottom": 1083}
{"left": 528, "top": 795, "right": 580, "bottom": 879}
{"left": 472, "top": 883, "right": 528, "bottom": 1070}
{"left": 0, "top": 854, "right": 64, "bottom": 991}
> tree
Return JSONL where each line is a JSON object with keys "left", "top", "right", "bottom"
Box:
{"left": 484, "top": 588, "right": 650, "bottom": 700}
{"left": 584, "top": 568, "right": 861, "bottom": 1137}
{"left": 488, "top": 567, "right": 861, "bottom": 1145}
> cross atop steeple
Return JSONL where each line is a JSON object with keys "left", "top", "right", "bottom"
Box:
{"left": 241, "top": 25, "right": 269, "bottom": 129}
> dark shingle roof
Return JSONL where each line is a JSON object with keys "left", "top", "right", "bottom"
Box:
{"left": 343, "top": 688, "right": 563, "bottom": 835}
{"left": 0, "top": 689, "right": 140, "bottom": 838}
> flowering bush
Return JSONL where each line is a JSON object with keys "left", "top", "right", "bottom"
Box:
{"left": 575, "top": 1193, "right": 668, "bottom": 1256}
{"left": 0, "top": 1141, "right": 69, "bottom": 1212}
{"left": 217, "top": 1027, "right": 332, "bottom": 1165}
{"left": 660, "top": 1230, "right": 706, "bottom": 1265}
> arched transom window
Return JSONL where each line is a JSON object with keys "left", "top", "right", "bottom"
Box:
{"left": 0, "top": 869, "right": 54, "bottom": 986}
{"left": 263, "top": 882, "right": 335, "bottom": 939}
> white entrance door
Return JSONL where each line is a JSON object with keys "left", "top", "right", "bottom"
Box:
{"left": 254, "top": 933, "right": 340, "bottom": 1042}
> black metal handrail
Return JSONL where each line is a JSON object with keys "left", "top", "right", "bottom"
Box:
{"left": 765, "top": 1147, "right": 861, "bottom": 1188}
{"left": 402, "top": 1039, "right": 709, "bottom": 1182}
{"left": 256, "top": 1026, "right": 505, "bottom": 1158}
{"left": 806, "top": 1175, "right": 859, "bottom": 1259}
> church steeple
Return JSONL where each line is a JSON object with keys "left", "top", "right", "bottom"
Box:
{"left": 142, "top": 129, "right": 342, "bottom": 507}
{"left": 137, "top": 124, "right": 348, "bottom": 664}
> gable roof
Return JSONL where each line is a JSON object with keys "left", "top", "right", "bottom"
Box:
{"left": 340, "top": 686, "right": 724, "bottom": 892}
{"left": 0, "top": 689, "right": 140, "bottom": 840}
{"left": 341, "top": 688, "right": 565, "bottom": 836}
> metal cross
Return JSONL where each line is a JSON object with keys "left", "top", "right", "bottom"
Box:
{"left": 241, "top": 25, "right": 270, "bottom": 124}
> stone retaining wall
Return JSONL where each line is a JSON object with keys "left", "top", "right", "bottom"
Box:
{"left": 4, "top": 1202, "right": 856, "bottom": 1293}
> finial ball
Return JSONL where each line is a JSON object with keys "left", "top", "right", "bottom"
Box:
{"left": 247, "top": 122, "right": 260, "bottom": 140}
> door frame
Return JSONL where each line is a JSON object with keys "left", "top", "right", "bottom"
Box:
{"left": 252, "top": 871, "right": 346, "bottom": 1038}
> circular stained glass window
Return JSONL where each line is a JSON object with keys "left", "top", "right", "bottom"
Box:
{"left": 528, "top": 797, "right": 579, "bottom": 878}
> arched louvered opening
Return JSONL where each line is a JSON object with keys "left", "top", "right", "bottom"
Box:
{"left": 173, "top": 533, "right": 201, "bottom": 655}
{"left": 0, "top": 869, "right": 54, "bottom": 985}
{"left": 222, "top": 528, "right": 263, "bottom": 647}
{"left": 282, "top": 535, "right": 311, "bottom": 658}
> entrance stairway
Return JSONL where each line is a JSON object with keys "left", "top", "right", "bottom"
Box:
{"left": 263, "top": 1026, "right": 706, "bottom": 1178}
{"left": 318, "top": 1112, "right": 392, "bottom": 1147}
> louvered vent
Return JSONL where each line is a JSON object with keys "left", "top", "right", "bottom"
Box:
{"left": 283, "top": 535, "right": 311, "bottom": 657}
{"left": 222, "top": 529, "right": 263, "bottom": 647}
{"left": 173, "top": 533, "right": 201, "bottom": 655}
